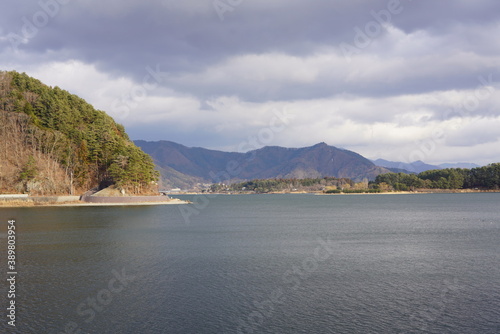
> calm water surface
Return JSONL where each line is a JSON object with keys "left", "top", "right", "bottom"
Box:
{"left": 1, "top": 193, "right": 500, "bottom": 333}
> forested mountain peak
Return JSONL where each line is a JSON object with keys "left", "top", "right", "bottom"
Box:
{"left": 135, "top": 140, "right": 392, "bottom": 190}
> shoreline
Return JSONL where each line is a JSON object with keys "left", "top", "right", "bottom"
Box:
{"left": 1, "top": 190, "right": 498, "bottom": 207}
{"left": 62, "top": 198, "right": 189, "bottom": 207}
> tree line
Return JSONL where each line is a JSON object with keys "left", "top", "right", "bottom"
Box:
{"left": 210, "top": 177, "right": 355, "bottom": 193}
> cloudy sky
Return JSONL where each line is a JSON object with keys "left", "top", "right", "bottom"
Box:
{"left": 1, "top": 0, "right": 500, "bottom": 165}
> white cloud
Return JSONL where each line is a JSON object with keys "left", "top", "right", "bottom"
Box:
{"left": 25, "top": 60, "right": 129, "bottom": 109}
{"left": 14, "top": 59, "right": 498, "bottom": 165}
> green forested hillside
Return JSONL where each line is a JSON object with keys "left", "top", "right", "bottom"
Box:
{"left": 0, "top": 71, "right": 158, "bottom": 195}
{"left": 373, "top": 165, "right": 500, "bottom": 191}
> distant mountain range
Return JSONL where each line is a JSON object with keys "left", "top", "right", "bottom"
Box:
{"left": 372, "top": 159, "right": 481, "bottom": 174}
{"left": 135, "top": 141, "right": 391, "bottom": 189}
{"left": 135, "top": 140, "right": 482, "bottom": 190}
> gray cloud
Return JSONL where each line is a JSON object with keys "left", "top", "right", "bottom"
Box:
{"left": 1, "top": 0, "right": 500, "bottom": 164}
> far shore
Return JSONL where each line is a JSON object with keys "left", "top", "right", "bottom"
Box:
{"left": 317, "top": 189, "right": 500, "bottom": 195}
{"left": 171, "top": 189, "right": 500, "bottom": 196}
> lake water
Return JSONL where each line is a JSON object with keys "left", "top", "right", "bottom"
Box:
{"left": 1, "top": 193, "right": 500, "bottom": 333}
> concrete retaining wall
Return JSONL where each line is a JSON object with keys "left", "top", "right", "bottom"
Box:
{"left": 35, "top": 196, "right": 81, "bottom": 203}
{"left": 80, "top": 195, "right": 172, "bottom": 203}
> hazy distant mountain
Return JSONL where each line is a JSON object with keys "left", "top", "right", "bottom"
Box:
{"left": 373, "top": 159, "right": 441, "bottom": 174}
{"left": 135, "top": 141, "right": 391, "bottom": 189}
{"left": 373, "top": 159, "right": 481, "bottom": 174}
{"left": 439, "top": 162, "right": 481, "bottom": 169}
